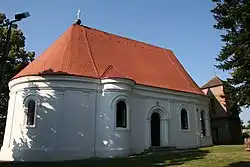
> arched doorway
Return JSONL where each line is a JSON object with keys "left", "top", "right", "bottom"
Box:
{"left": 151, "top": 112, "right": 161, "bottom": 147}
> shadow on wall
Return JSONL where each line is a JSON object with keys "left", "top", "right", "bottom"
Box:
{"left": 0, "top": 148, "right": 210, "bottom": 166}
{"left": 10, "top": 82, "right": 56, "bottom": 161}
{"left": 10, "top": 69, "right": 70, "bottom": 161}
{"left": 8, "top": 68, "right": 120, "bottom": 161}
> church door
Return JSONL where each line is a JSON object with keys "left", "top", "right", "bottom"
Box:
{"left": 151, "top": 112, "right": 161, "bottom": 147}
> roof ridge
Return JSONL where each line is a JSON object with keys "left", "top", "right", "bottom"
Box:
{"left": 62, "top": 26, "right": 74, "bottom": 70}
{"left": 80, "top": 25, "right": 172, "bottom": 53}
{"left": 164, "top": 49, "right": 197, "bottom": 93}
{"left": 201, "top": 76, "right": 224, "bottom": 89}
{"left": 215, "top": 76, "right": 223, "bottom": 81}
{"left": 82, "top": 25, "right": 100, "bottom": 77}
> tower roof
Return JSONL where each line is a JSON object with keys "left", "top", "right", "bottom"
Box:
{"left": 14, "top": 24, "right": 204, "bottom": 95}
{"left": 201, "top": 76, "right": 224, "bottom": 89}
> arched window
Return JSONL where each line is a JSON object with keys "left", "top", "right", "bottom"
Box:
{"left": 26, "top": 100, "right": 36, "bottom": 126}
{"left": 116, "top": 101, "right": 127, "bottom": 128}
{"left": 181, "top": 109, "right": 189, "bottom": 130}
{"left": 201, "top": 110, "right": 206, "bottom": 136}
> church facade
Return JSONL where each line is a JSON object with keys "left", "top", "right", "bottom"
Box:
{"left": 0, "top": 23, "right": 213, "bottom": 161}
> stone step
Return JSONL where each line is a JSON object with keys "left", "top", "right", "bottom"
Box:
{"left": 145, "top": 146, "right": 177, "bottom": 153}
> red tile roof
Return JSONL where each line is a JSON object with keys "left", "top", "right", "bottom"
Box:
{"left": 14, "top": 24, "right": 204, "bottom": 95}
{"left": 201, "top": 76, "right": 223, "bottom": 89}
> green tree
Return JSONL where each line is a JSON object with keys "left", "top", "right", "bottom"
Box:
{"left": 211, "top": 0, "right": 250, "bottom": 107}
{"left": 222, "top": 81, "right": 242, "bottom": 116}
{"left": 0, "top": 13, "right": 6, "bottom": 24}
{"left": 240, "top": 119, "right": 245, "bottom": 129}
{"left": 247, "top": 120, "right": 250, "bottom": 129}
{"left": 0, "top": 13, "right": 35, "bottom": 145}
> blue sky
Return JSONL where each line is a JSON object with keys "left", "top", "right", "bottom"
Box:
{"left": 1, "top": 0, "right": 249, "bottom": 124}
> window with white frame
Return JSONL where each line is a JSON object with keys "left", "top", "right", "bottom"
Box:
{"left": 116, "top": 101, "right": 127, "bottom": 128}
{"left": 26, "top": 100, "right": 36, "bottom": 126}
{"left": 181, "top": 108, "right": 189, "bottom": 130}
{"left": 23, "top": 95, "right": 39, "bottom": 128}
{"left": 200, "top": 110, "right": 206, "bottom": 136}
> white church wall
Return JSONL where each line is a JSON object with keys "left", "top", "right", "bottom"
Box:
{"left": 0, "top": 88, "right": 62, "bottom": 161}
{"left": 130, "top": 95, "right": 170, "bottom": 154}
{"left": 95, "top": 79, "right": 133, "bottom": 157}
{"left": 0, "top": 76, "right": 213, "bottom": 161}
{"left": 199, "top": 107, "right": 213, "bottom": 147}
{"left": 130, "top": 96, "right": 199, "bottom": 152}
{"left": 58, "top": 90, "right": 96, "bottom": 160}
{"left": 168, "top": 101, "right": 199, "bottom": 148}
{"left": 130, "top": 85, "right": 212, "bottom": 153}
{"left": 1, "top": 91, "right": 22, "bottom": 159}
{"left": 0, "top": 76, "right": 98, "bottom": 161}
{"left": 1, "top": 91, "right": 16, "bottom": 153}
{"left": 129, "top": 95, "right": 148, "bottom": 154}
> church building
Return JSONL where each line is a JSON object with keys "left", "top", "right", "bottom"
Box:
{"left": 201, "top": 76, "right": 242, "bottom": 145}
{"left": 0, "top": 21, "right": 213, "bottom": 161}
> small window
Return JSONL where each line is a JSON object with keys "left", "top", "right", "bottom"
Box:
{"left": 116, "top": 101, "right": 127, "bottom": 128}
{"left": 201, "top": 111, "right": 206, "bottom": 136}
{"left": 26, "top": 100, "right": 36, "bottom": 126}
{"left": 181, "top": 109, "right": 189, "bottom": 130}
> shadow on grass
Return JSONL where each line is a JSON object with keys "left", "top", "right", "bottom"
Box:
{"left": 227, "top": 161, "right": 250, "bottom": 167}
{"left": 0, "top": 149, "right": 209, "bottom": 167}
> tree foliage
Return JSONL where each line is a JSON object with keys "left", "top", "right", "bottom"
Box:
{"left": 211, "top": 0, "right": 250, "bottom": 107}
{"left": 247, "top": 120, "right": 250, "bottom": 129}
{"left": 0, "top": 13, "right": 35, "bottom": 145}
{"left": 241, "top": 119, "right": 246, "bottom": 129}
{"left": 222, "top": 80, "right": 242, "bottom": 117}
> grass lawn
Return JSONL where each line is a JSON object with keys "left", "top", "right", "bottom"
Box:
{"left": 0, "top": 145, "right": 250, "bottom": 167}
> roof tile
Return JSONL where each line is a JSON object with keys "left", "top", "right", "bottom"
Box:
{"left": 14, "top": 24, "right": 204, "bottom": 95}
{"left": 201, "top": 76, "right": 223, "bottom": 89}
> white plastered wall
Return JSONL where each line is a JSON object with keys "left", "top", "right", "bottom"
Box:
{"left": 129, "top": 85, "right": 213, "bottom": 154}
{"left": 0, "top": 76, "right": 213, "bottom": 161}
{"left": 0, "top": 76, "right": 98, "bottom": 161}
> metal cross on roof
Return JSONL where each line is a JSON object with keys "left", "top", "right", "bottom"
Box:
{"left": 77, "top": 9, "right": 81, "bottom": 20}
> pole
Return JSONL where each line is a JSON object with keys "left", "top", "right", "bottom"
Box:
{"left": 0, "top": 21, "right": 12, "bottom": 95}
